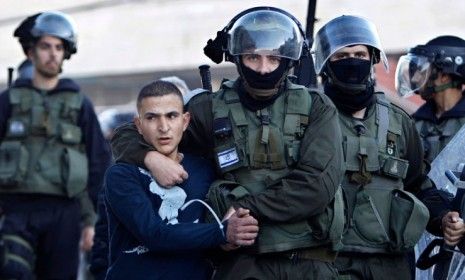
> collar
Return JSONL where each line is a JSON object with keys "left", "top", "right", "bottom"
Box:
{"left": 12, "top": 78, "right": 80, "bottom": 94}
{"left": 413, "top": 94, "right": 465, "bottom": 121}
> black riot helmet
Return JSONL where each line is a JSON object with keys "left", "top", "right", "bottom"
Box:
{"left": 396, "top": 35, "right": 465, "bottom": 98}
{"left": 204, "top": 6, "right": 308, "bottom": 65}
{"left": 14, "top": 11, "right": 77, "bottom": 59}
{"left": 313, "top": 15, "right": 388, "bottom": 95}
{"left": 313, "top": 15, "right": 388, "bottom": 75}
{"left": 204, "top": 7, "right": 308, "bottom": 98}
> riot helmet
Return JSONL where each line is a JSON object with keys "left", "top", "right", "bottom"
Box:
{"left": 227, "top": 9, "right": 305, "bottom": 62}
{"left": 396, "top": 35, "right": 465, "bottom": 98}
{"left": 204, "top": 7, "right": 308, "bottom": 98}
{"left": 313, "top": 15, "right": 388, "bottom": 114}
{"left": 14, "top": 11, "right": 77, "bottom": 59}
{"left": 313, "top": 15, "right": 388, "bottom": 75}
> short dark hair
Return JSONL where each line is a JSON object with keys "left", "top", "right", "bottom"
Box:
{"left": 137, "top": 80, "right": 184, "bottom": 111}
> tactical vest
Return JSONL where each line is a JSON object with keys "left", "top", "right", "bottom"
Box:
{"left": 415, "top": 117, "right": 465, "bottom": 163}
{"left": 207, "top": 80, "right": 344, "bottom": 254}
{"left": 340, "top": 93, "right": 429, "bottom": 253}
{"left": 0, "top": 87, "right": 88, "bottom": 197}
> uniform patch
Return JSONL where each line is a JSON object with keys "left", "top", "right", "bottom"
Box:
{"left": 217, "top": 148, "right": 239, "bottom": 168}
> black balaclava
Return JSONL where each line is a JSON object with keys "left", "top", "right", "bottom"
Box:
{"left": 324, "top": 57, "right": 375, "bottom": 114}
{"left": 237, "top": 58, "right": 289, "bottom": 100}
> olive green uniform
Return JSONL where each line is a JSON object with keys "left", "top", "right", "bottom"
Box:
{"left": 111, "top": 79, "right": 345, "bottom": 280}
{"left": 334, "top": 93, "right": 430, "bottom": 280}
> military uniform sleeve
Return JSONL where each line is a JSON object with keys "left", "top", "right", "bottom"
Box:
{"left": 179, "top": 93, "right": 214, "bottom": 156}
{"left": 234, "top": 93, "right": 345, "bottom": 222}
{"left": 401, "top": 114, "right": 427, "bottom": 193}
{"left": 77, "top": 190, "right": 97, "bottom": 226}
{"left": 110, "top": 122, "right": 153, "bottom": 167}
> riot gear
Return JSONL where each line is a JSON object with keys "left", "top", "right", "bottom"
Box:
{"left": 313, "top": 15, "right": 388, "bottom": 109}
{"left": 204, "top": 7, "right": 308, "bottom": 64}
{"left": 313, "top": 15, "right": 389, "bottom": 75}
{"left": 396, "top": 35, "right": 465, "bottom": 98}
{"left": 204, "top": 7, "right": 309, "bottom": 98}
{"left": 227, "top": 9, "right": 305, "bottom": 61}
{"left": 14, "top": 11, "right": 77, "bottom": 59}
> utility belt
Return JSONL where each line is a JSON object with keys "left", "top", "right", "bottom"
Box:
{"left": 270, "top": 246, "right": 338, "bottom": 263}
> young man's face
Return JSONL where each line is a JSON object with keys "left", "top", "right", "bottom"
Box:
{"left": 134, "top": 94, "right": 190, "bottom": 160}
{"left": 28, "top": 35, "right": 65, "bottom": 78}
{"left": 242, "top": 53, "right": 281, "bottom": 74}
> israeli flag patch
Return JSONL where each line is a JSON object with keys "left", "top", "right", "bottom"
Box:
{"left": 217, "top": 147, "right": 239, "bottom": 168}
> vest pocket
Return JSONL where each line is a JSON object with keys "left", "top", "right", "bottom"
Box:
{"left": 389, "top": 189, "right": 429, "bottom": 252}
{"left": 59, "top": 123, "right": 82, "bottom": 144}
{"left": 381, "top": 156, "right": 409, "bottom": 179}
{"left": 0, "top": 141, "right": 29, "bottom": 188}
{"left": 352, "top": 190, "right": 390, "bottom": 245}
{"left": 37, "top": 146, "right": 88, "bottom": 197}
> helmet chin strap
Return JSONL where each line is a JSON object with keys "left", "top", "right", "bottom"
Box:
{"left": 421, "top": 80, "right": 462, "bottom": 99}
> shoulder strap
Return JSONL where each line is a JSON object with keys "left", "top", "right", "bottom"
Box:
{"left": 375, "top": 93, "right": 390, "bottom": 150}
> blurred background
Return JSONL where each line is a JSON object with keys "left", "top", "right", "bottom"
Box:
{"left": 1, "top": 0, "right": 465, "bottom": 115}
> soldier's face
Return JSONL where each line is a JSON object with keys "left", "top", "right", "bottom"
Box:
{"left": 330, "top": 45, "right": 370, "bottom": 62}
{"left": 134, "top": 94, "right": 190, "bottom": 161}
{"left": 242, "top": 53, "right": 281, "bottom": 74}
{"left": 28, "top": 35, "right": 64, "bottom": 78}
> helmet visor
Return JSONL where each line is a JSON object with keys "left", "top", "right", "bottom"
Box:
{"left": 395, "top": 54, "right": 432, "bottom": 98}
{"left": 228, "top": 10, "right": 303, "bottom": 60}
{"left": 313, "top": 15, "right": 388, "bottom": 74}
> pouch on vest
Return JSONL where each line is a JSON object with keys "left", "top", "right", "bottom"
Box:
{"left": 352, "top": 189, "right": 390, "bottom": 246}
{"left": 389, "top": 189, "right": 429, "bottom": 252}
{"left": 0, "top": 142, "right": 28, "bottom": 188}
{"left": 205, "top": 179, "right": 249, "bottom": 223}
{"left": 63, "top": 147, "right": 88, "bottom": 197}
{"left": 59, "top": 123, "right": 82, "bottom": 145}
{"left": 381, "top": 156, "right": 409, "bottom": 179}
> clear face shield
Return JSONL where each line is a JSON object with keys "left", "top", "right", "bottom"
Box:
{"left": 395, "top": 54, "right": 432, "bottom": 98}
{"left": 227, "top": 10, "right": 304, "bottom": 60}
